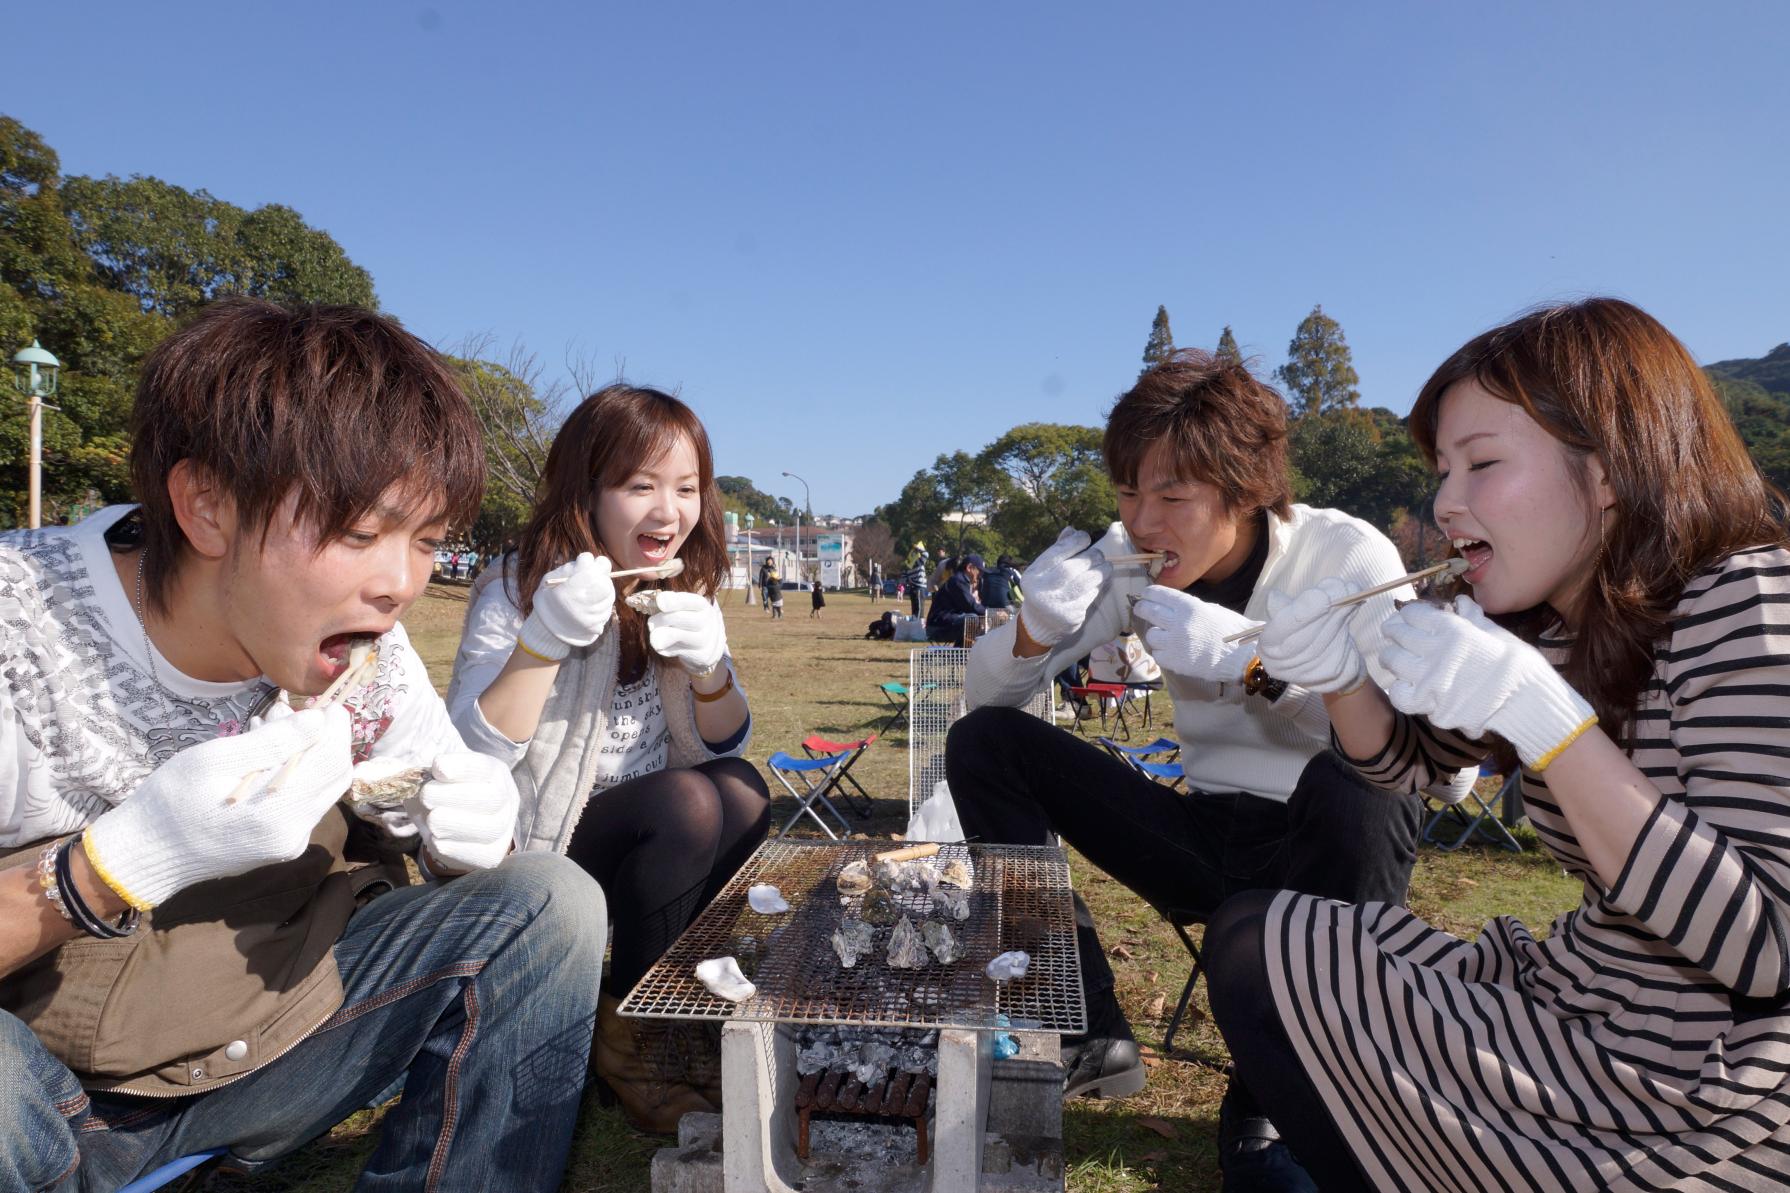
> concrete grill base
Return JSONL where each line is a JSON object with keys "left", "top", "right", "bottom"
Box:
{"left": 649, "top": 1022, "right": 1066, "bottom": 1192}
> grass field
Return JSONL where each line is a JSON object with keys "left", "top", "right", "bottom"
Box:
{"left": 208, "top": 584, "right": 1582, "bottom": 1192}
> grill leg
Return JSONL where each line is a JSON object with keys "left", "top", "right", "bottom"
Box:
{"left": 797, "top": 1105, "right": 811, "bottom": 1162}
{"left": 914, "top": 1110, "right": 929, "bottom": 1166}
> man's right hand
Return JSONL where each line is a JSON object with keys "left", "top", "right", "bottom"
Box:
{"left": 519, "top": 552, "right": 616, "bottom": 661}
{"left": 84, "top": 705, "right": 354, "bottom": 910}
{"left": 1015, "top": 528, "right": 1109, "bottom": 649}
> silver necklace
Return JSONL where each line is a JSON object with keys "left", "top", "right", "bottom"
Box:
{"left": 133, "top": 549, "right": 164, "bottom": 691}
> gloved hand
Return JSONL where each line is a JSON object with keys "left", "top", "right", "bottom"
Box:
{"left": 85, "top": 705, "right": 353, "bottom": 910}
{"left": 343, "top": 754, "right": 424, "bottom": 839}
{"left": 1015, "top": 528, "right": 1110, "bottom": 648}
{"left": 1132, "top": 585, "right": 1256, "bottom": 683}
{"left": 1256, "top": 578, "right": 1368, "bottom": 694}
{"left": 1379, "top": 595, "right": 1595, "bottom": 769}
{"left": 519, "top": 552, "right": 615, "bottom": 661}
{"left": 647, "top": 591, "right": 727, "bottom": 676}
{"left": 403, "top": 751, "right": 520, "bottom": 875}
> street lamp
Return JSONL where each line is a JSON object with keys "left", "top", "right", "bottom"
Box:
{"left": 743, "top": 513, "right": 756, "bottom": 604}
{"left": 10, "top": 340, "right": 60, "bottom": 530}
{"left": 782, "top": 470, "right": 810, "bottom": 580}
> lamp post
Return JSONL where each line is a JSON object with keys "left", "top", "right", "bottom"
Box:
{"left": 743, "top": 513, "right": 756, "bottom": 604}
{"left": 10, "top": 340, "right": 61, "bottom": 530}
{"left": 782, "top": 470, "right": 810, "bottom": 581}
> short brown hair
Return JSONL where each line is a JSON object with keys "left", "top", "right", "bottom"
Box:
{"left": 1103, "top": 349, "right": 1293, "bottom": 518}
{"left": 130, "top": 299, "right": 484, "bottom": 610}
{"left": 510, "top": 383, "right": 728, "bottom": 684}
{"left": 1410, "top": 297, "right": 1784, "bottom": 746}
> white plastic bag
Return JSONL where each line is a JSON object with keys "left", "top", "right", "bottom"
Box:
{"left": 904, "top": 779, "right": 965, "bottom": 843}
{"left": 893, "top": 615, "right": 928, "bottom": 643}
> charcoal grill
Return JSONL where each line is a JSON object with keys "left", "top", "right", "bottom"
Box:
{"left": 621, "top": 839, "right": 1084, "bottom": 1036}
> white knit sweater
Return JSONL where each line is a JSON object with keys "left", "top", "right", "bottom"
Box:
{"left": 964, "top": 506, "right": 1413, "bottom": 803}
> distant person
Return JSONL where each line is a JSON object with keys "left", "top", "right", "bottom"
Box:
{"left": 448, "top": 383, "right": 768, "bottom": 1132}
{"left": 809, "top": 574, "right": 826, "bottom": 618}
{"left": 927, "top": 553, "right": 986, "bottom": 646}
{"left": 980, "top": 552, "right": 1019, "bottom": 611}
{"left": 903, "top": 542, "right": 929, "bottom": 617}
{"left": 866, "top": 559, "right": 882, "bottom": 603}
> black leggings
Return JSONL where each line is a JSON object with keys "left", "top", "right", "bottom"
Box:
{"left": 565, "top": 756, "right": 770, "bottom": 997}
{"left": 1206, "top": 889, "right": 1372, "bottom": 1192}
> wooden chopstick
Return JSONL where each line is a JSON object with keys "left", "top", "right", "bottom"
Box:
{"left": 225, "top": 645, "right": 381, "bottom": 805}
{"left": 544, "top": 560, "right": 683, "bottom": 586}
{"left": 1104, "top": 552, "right": 1166, "bottom": 566}
{"left": 1221, "top": 558, "right": 1470, "bottom": 645}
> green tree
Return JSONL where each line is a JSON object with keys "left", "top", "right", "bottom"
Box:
{"left": 1140, "top": 305, "right": 1174, "bottom": 375}
{"left": 1288, "top": 407, "right": 1431, "bottom": 533}
{"left": 1275, "top": 304, "right": 1360, "bottom": 417}
{"left": 715, "top": 476, "right": 785, "bottom": 525}
{"left": 979, "top": 422, "right": 1116, "bottom": 558}
{"left": 1215, "top": 325, "right": 1242, "bottom": 365}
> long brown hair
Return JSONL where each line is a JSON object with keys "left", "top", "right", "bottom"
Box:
{"left": 1409, "top": 298, "right": 1785, "bottom": 748}
{"left": 510, "top": 384, "right": 727, "bottom": 683}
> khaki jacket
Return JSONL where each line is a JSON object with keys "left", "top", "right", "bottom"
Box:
{"left": 0, "top": 807, "right": 407, "bottom": 1096}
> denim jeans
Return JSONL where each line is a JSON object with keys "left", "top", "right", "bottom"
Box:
{"left": 2, "top": 852, "right": 606, "bottom": 1193}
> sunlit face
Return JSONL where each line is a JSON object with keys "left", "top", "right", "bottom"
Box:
{"left": 595, "top": 432, "right": 702, "bottom": 589}
{"left": 224, "top": 485, "right": 448, "bottom": 696}
{"left": 1431, "top": 379, "right": 1612, "bottom": 625}
{"left": 1114, "top": 443, "right": 1253, "bottom": 588}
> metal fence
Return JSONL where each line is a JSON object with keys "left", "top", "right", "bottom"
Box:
{"left": 907, "top": 646, "right": 1053, "bottom": 817}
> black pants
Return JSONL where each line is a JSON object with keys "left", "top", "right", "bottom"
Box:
{"left": 566, "top": 756, "right": 771, "bottom": 998}
{"left": 909, "top": 588, "right": 922, "bottom": 616}
{"left": 945, "top": 705, "right": 1421, "bottom": 1040}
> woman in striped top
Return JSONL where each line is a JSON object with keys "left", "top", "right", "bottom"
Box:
{"left": 1205, "top": 298, "right": 1790, "bottom": 1192}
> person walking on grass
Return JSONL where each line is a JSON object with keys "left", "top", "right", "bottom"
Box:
{"left": 810, "top": 573, "right": 826, "bottom": 619}
{"left": 0, "top": 300, "right": 603, "bottom": 1193}
{"left": 447, "top": 384, "right": 769, "bottom": 1133}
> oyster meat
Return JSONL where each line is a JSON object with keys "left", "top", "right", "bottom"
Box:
{"left": 874, "top": 858, "right": 939, "bottom": 895}
{"left": 831, "top": 918, "right": 876, "bottom": 969}
{"left": 938, "top": 857, "right": 973, "bottom": 890}
{"left": 887, "top": 916, "right": 930, "bottom": 969}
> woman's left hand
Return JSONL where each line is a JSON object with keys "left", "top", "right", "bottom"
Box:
{"left": 647, "top": 592, "right": 727, "bottom": 675}
{"left": 1379, "top": 595, "right": 1594, "bottom": 768}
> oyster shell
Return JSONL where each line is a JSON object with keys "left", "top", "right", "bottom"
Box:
{"left": 938, "top": 858, "right": 973, "bottom": 890}
{"left": 695, "top": 956, "right": 756, "bottom": 1002}
{"left": 874, "top": 858, "right": 939, "bottom": 895}
{"left": 831, "top": 918, "right": 876, "bottom": 969}
{"left": 921, "top": 920, "right": 964, "bottom": 964}
{"left": 886, "top": 916, "right": 929, "bottom": 969}
{"left": 836, "top": 859, "right": 872, "bottom": 895}
{"left": 860, "top": 886, "right": 899, "bottom": 926}
{"left": 346, "top": 764, "right": 428, "bottom": 808}
{"left": 624, "top": 590, "right": 666, "bottom": 615}
{"left": 930, "top": 886, "right": 970, "bottom": 922}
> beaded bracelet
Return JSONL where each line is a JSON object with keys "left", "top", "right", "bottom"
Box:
{"left": 54, "top": 833, "right": 141, "bottom": 939}
{"left": 35, "top": 837, "right": 74, "bottom": 924}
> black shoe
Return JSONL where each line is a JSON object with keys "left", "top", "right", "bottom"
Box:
{"left": 1217, "top": 1084, "right": 1318, "bottom": 1193}
{"left": 1060, "top": 1037, "right": 1146, "bottom": 1100}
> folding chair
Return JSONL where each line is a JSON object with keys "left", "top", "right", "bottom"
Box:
{"left": 766, "top": 750, "right": 856, "bottom": 838}
{"left": 1064, "top": 682, "right": 1132, "bottom": 738}
{"left": 1131, "top": 757, "right": 1187, "bottom": 792}
{"left": 1096, "top": 735, "right": 1181, "bottom": 769}
{"left": 1153, "top": 905, "right": 1208, "bottom": 1055}
{"left": 1423, "top": 769, "right": 1523, "bottom": 853}
{"left": 876, "top": 681, "right": 938, "bottom": 735}
{"left": 799, "top": 732, "right": 877, "bottom": 817}
{"left": 118, "top": 1149, "right": 228, "bottom": 1193}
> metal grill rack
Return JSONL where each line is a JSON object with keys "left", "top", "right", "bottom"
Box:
{"left": 907, "top": 646, "right": 1052, "bottom": 817}
{"left": 621, "top": 839, "right": 1085, "bottom": 1036}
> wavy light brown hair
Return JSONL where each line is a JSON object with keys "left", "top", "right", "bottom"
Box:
{"left": 1409, "top": 297, "right": 1786, "bottom": 748}
{"left": 509, "top": 384, "right": 727, "bottom": 683}
{"left": 1104, "top": 349, "right": 1294, "bottom": 518}
{"left": 130, "top": 299, "right": 484, "bottom": 613}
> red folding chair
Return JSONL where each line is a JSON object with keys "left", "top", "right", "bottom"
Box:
{"left": 799, "top": 732, "right": 877, "bottom": 817}
{"left": 1064, "top": 682, "right": 1133, "bottom": 738}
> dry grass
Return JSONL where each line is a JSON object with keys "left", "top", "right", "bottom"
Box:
{"left": 204, "top": 585, "right": 1581, "bottom": 1192}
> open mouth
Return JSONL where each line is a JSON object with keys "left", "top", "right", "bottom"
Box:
{"left": 1451, "top": 537, "right": 1493, "bottom": 582}
{"left": 318, "top": 630, "right": 382, "bottom": 679}
{"left": 637, "top": 532, "right": 675, "bottom": 562}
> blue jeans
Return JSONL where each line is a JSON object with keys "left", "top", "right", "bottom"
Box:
{"left": 2, "top": 852, "right": 606, "bottom": 1192}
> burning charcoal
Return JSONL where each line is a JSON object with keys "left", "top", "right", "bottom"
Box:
{"left": 938, "top": 857, "right": 973, "bottom": 889}
{"left": 984, "top": 950, "right": 1031, "bottom": 982}
{"left": 836, "top": 859, "right": 872, "bottom": 895}
{"left": 930, "top": 886, "right": 970, "bottom": 922}
{"left": 831, "top": 918, "right": 876, "bottom": 969}
{"left": 860, "top": 886, "right": 899, "bottom": 926}
{"left": 747, "top": 883, "right": 789, "bottom": 914}
{"left": 920, "top": 920, "right": 964, "bottom": 964}
{"left": 694, "top": 956, "right": 756, "bottom": 1002}
{"left": 887, "top": 916, "right": 929, "bottom": 969}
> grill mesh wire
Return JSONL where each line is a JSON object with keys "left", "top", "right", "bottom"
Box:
{"left": 620, "top": 840, "right": 1085, "bottom": 1035}
{"left": 907, "top": 645, "right": 1052, "bottom": 818}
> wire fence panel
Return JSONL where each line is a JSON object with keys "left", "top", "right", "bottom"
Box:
{"left": 907, "top": 646, "right": 1051, "bottom": 817}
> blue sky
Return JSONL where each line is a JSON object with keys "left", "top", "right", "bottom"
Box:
{"left": 11, "top": 1, "right": 1788, "bottom": 516}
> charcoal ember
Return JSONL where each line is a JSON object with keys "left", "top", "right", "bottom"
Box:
{"left": 886, "top": 916, "right": 929, "bottom": 969}
{"left": 860, "top": 886, "right": 899, "bottom": 926}
{"left": 874, "top": 858, "right": 939, "bottom": 895}
{"left": 836, "top": 859, "right": 872, "bottom": 895}
{"left": 938, "top": 857, "right": 973, "bottom": 889}
{"left": 921, "top": 920, "right": 964, "bottom": 964}
{"left": 831, "top": 918, "right": 876, "bottom": 969}
{"left": 851, "top": 1041, "right": 896, "bottom": 1086}
{"left": 930, "top": 886, "right": 970, "bottom": 922}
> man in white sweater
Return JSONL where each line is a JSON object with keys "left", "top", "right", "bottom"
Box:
{"left": 949, "top": 350, "right": 1427, "bottom": 1192}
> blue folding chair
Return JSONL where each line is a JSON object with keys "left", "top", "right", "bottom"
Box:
{"left": 117, "top": 1149, "right": 228, "bottom": 1193}
{"left": 1097, "top": 735, "right": 1180, "bottom": 766}
{"left": 766, "top": 750, "right": 856, "bottom": 838}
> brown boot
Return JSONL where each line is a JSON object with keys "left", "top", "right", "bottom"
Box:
{"left": 594, "top": 992, "right": 719, "bottom": 1134}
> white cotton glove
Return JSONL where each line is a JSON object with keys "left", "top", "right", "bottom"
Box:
{"left": 85, "top": 705, "right": 353, "bottom": 910}
{"left": 647, "top": 591, "right": 728, "bottom": 676}
{"left": 1132, "top": 585, "right": 1257, "bottom": 683}
{"left": 1256, "top": 578, "right": 1368, "bottom": 694}
{"left": 1378, "top": 595, "right": 1595, "bottom": 769}
{"left": 1015, "top": 528, "right": 1110, "bottom": 648}
{"left": 403, "top": 751, "right": 520, "bottom": 875}
{"left": 519, "top": 552, "right": 615, "bottom": 661}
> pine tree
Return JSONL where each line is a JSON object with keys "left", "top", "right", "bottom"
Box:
{"left": 1274, "top": 304, "right": 1361, "bottom": 417}
{"left": 1140, "top": 305, "right": 1174, "bottom": 374}
{"left": 1215, "top": 325, "right": 1242, "bottom": 365}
